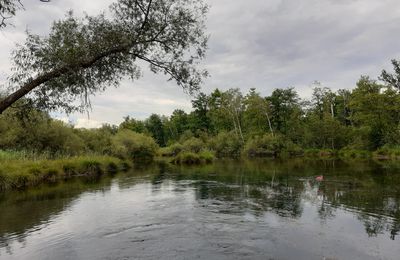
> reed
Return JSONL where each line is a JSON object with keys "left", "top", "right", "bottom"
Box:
{"left": 0, "top": 156, "right": 131, "bottom": 191}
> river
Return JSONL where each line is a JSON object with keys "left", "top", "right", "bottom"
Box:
{"left": 1, "top": 159, "right": 399, "bottom": 259}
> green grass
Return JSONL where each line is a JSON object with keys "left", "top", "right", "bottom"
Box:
{"left": 170, "top": 150, "right": 215, "bottom": 165}
{"left": 303, "top": 149, "right": 337, "bottom": 158}
{"left": 372, "top": 147, "right": 400, "bottom": 160}
{"left": 0, "top": 150, "right": 45, "bottom": 161}
{"left": 338, "top": 149, "right": 371, "bottom": 159}
{"left": 198, "top": 150, "right": 215, "bottom": 163}
{"left": 0, "top": 149, "right": 83, "bottom": 161}
{"left": 0, "top": 156, "right": 132, "bottom": 191}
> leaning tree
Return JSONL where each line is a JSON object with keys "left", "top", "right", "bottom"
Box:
{"left": 0, "top": 0, "right": 209, "bottom": 114}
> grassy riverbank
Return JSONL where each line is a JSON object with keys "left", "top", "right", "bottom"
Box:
{"left": 2, "top": 145, "right": 399, "bottom": 192}
{"left": 303, "top": 148, "right": 400, "bottom": 160}
{"left": 0, "top": 153, "right": 131, "bottom": 191}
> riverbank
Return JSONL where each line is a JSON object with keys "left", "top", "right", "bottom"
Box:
{"left": 0, "top": 155, "right": 131, "bottom": 191}
{"left": 303, "top": 148, "right": 400, "bottom": 160}
{"left": 2, "top": 146, "right": 399, "bottom": 192}
{"left": 162, "top": 147, "right": 400, "bottom": 164}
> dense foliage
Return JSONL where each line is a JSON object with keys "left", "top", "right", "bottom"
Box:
{"left": 2, "top": 61, "right": 400, "bottom": 160}
{"left": 119, "top": 63, "right": 400, "bottom": 158}
{"left": 0, "top": 0, "right": 208, "bottom": 114}
{"left": 111, "top": 130, "right": 158, "bottom": 160}
{"left": 0, "top": 105, "right": 158, "bottom": 160}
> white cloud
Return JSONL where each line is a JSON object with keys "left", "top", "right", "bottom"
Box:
{"left": 74, "top": 118, "right": 103, "bottom": 129}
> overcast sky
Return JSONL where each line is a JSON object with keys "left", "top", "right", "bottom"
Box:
{"left": 1, "top": 0, "right": 400, "bottom": 128}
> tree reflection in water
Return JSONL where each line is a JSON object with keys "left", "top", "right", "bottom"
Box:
{"left": 1, "top": 158, "right": 400, "bottom": 257}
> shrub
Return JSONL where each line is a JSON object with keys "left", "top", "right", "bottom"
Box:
{"left": 282, "top": 142, "right": 304, "bottom": 156}
{"left": 244, "top": 134, "right": 287, "bottom": 157}
{"left": 304, "top": 149, "right": 337, "bottom": 158}
{"left": 182, "top": 137, "right": 205, "bottom": 153}
{"left": 76, "top": 128, "right": 113, "bottom": 155}
{"left": 111, "top": 130, "right": 158, "bottom": 160}
{"left": 171, "top": 152, "right": 201, "bottom": 164}
{"left": 106, "top": 162, "right": 119, "bottom": 173}
{"left": 80, "top": 160, "right": 103, "bottom": 175}
{"left": 0, "top": 156, "right": 130, "bottom": 191}
{"left": 171, "top": 151, "right": 214, "bottom": 165}
{"left": 208, "top": 131, "right": 242, "bottom": 158}
{"left": 198, "top": 150, "right": 215, "bottom": 163}
{"left": 304, "top": 149, "right": 319, "bottom": 157}
{"left": 338, "top": 149, "right": 371, "bottom": 159}
{"left": 373, "top": 146, "right": 400, "bottom": 160}
{"left": 178, "top": 130, "right": 194, "bottom": 143}
{"left": 159, "top": 143, "right": 184, "bottom": 157}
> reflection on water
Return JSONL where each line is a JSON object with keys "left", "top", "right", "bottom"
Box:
{"left": 0, "top": 159, "right": 400, "bottom": 259}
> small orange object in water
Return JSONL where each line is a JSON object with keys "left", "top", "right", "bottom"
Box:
{"left": 315, "top": 175, "right": 324, "bottom": 182}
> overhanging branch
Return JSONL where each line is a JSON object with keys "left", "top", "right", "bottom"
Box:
{"left": 0, "top": 44, "right": 130, "bottom": 114}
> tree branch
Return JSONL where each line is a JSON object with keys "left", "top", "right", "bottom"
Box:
{"left": 0, "top": 44, "right": 130, "bottom": 114}
{"left": 134, "top": 53, "right": 180, "bottom": 84}
{"left": 140, "top": 0, "right": 153, "bottom": 30}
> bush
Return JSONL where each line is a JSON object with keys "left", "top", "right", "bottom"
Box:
{"left": 171, "top": 152, "right": 201, "bottom": 164}
{"left": 282, "top": 142, "right": 304, "bottom": 157}
{"left": 208, "top": 131, "right": 242, "bottom": 158}
{"left": 198, "top": 150, "right": 215, "bottom": 163}
{"left": 111, "top": 130, "right": 159, "bottom": 160}
{"left": 0, "top": 156, "right": 130, "bottom": 191}
{"left": 373, "top": 146, "right": 400, "bottom": 160}
{"left": 303, "top": 149, "right": 320, "bottom": 157}
{"left": 304, "top": 149, "right": 337, "bottom": 158}
{"left": 338, "top": 149, "right": 371, "bottom": 159}
{"left": 182, "top": 137, "right": 205, "bottom": 153}
{"left": 178, "top": 130, "right": 194, "bottom": 143}
{"left": 76, "top": 128, "right": 113, "bottom": 155}
{"left": 244, "top": 134, "right": 287, "bottom": 157}
{"left": 159, "top": 143, "right": 184, "bottom": 157}
{"left": 80, "top": 160, "right": 103, "bottom": 175}
{"left": 171, "top": 151, "right": 215, "bottom": 165}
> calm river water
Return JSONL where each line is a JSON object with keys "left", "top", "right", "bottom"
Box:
{"left": 1, "top": 159, "right": 400, "bottom": 260}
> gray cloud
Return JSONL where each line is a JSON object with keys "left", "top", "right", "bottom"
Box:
{"left": 1, "top": 0, "right": 400, "bottom": 127}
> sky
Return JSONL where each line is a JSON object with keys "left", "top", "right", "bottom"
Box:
{"left": 1, "top": 0, "right": 400, "bottom": 128}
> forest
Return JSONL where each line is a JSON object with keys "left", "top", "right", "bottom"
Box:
{"left": 2, "top": 63, "right": 400, "bottom": 164}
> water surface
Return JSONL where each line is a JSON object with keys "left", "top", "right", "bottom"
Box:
{"left": 1, "top": 159, "right": 400, "bottom": 259}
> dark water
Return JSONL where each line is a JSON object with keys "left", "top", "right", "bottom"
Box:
{"left": 1, "top": 159, "right": 400, "bottom": 260}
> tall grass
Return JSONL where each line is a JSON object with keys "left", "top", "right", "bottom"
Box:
{"left": 338, "top": 149, "right": 371, "bottom": 159}
{"left": 170, "top": 150, "right": 215, "bottom": 165}
{"left": 0, "top": 155, "right": 131, "bottom": 191}
{"left": 0, "top": 149, "right": 80, "bottom": 161}
{"left": 373, "top": 147, "right": 400, "bottom": 160}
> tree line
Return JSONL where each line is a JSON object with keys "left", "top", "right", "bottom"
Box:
{"left": 1, "top": 61, "right": 400, "bottom": 159}
{"left": 120, "top": 63, "right": 400, "bottom": 156}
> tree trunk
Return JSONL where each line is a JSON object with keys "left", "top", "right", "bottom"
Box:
{"left": 265, "top": 111, "right": 274, "bottom": 136}
{"left": 229, "top": 111, "right": 239, "bottom": 137}
{"left": 234, "top": 108, "right": 244, "bottom": 143}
